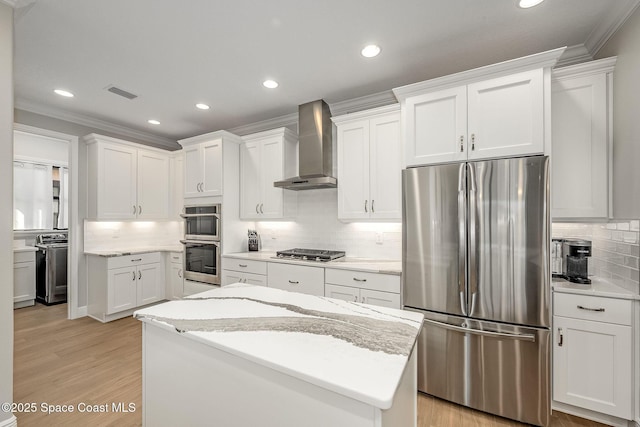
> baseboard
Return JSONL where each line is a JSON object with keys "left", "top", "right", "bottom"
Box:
{"left": 0, "top": 415, "right": 17, "bottom": 427}
{"left": 76, "top": 305, "right": 87, "bottom": 317}
{"left": 552, "top": 400, "right": 631, "bottom": 427}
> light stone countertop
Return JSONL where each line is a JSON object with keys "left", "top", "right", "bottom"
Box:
{"left": 85, "top": 245, "right": 183, "bottom": 257}
{"left": 135, "top": 283, "right": 422, "bottom": 409}
{"left": 223, "top": 251, "right": 402, "bottom": 275}
{"left": 13, "top": 246, "right": 38, "bottom": 253}
{"left": 552, "top": 276, "right": 640, "bottom": 301}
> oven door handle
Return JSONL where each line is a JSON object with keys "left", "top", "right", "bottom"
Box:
{"left": 180, "top": 240, "right": 220, "bottom": 246}
{"left": 180, "top": 213, "right": 220, "bottom": 219}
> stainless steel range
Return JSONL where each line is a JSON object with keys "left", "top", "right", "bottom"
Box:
{"left": 275, "top": 248, "right": 345, "bottom": 262}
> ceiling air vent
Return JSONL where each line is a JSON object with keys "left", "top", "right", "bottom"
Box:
{"left": 106, "top": 85, "right": 138, "bottom": 100}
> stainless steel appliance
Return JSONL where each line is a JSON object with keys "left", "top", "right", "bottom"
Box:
{"left": 181, "top": 204, "right": 221, "bottom": 285}
{"left": 551, "top": 238, "right": 564, "bottom": 277}
{"left": 562, "top": 239, "right": 592, "bottom": 284}
{"left": 275, "top": 248, "right": 345, "bottom": 262}
{"left": 181, "top": 204, "right": 220, "bottom": 241}
{"left": 403, "top": 156, "right": 550, "bottom": 426}
{"left": 35, "top": 233, "right": 68, "bottom": 305}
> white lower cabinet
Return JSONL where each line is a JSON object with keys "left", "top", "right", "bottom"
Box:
{"left": 88, "top": 252, "right": 165, "bottom": 322}
{"left": 221, "top": 257, "right": 267, "bottom": 286}
{"left": 324, "top": 268, "right": 401, "bottom": 309}
{"left": 267, "top": 262, "right": 324, "bottom": 296}
{"left": 14, "top": 250, "right": 36, "bottom": 308}
{"left": 166, "top": 252, "right": 184, "bottom": 300}
{"left": 553, "top": 292, "right": 633, "bottom": 420}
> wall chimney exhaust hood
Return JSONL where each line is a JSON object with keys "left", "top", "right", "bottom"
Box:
{"left": 274, "top": 100, "right": 337, "bottom": 190}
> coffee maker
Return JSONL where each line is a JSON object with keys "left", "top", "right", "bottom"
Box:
{"left": 562, "top": 239, "right": 592, "bottom": 284}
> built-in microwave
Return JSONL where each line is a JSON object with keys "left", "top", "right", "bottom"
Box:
{"left": 181, "top": 239, "right": 221, "bottom": 285}
{"left": 181, "top": 204, "right": 220, "bottom": 241}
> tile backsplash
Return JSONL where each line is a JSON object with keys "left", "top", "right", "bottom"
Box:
{"left": 552, "top": 220, "right": 640, "bottom": 294}
{"left": 84, "top": 220, "right": 182, "bottom": 252}
{"left": 255, "top": 189, "right": 402, "bottom": 260}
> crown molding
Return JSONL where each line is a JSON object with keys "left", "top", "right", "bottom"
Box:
{"left": 555, "top": 44, "right": 593, "bottom": 68}
{"left": 328, "top": 91, "right": 398, "bottom": 116}
{"left": 15, "top": 97, "right": 179, "bottom": 150}
{"left": 585, "top": 0, "right": 640, "bottom": 55}
{"left": 552, "top": 56, "right": 617, "bottom": 80}
{"left": 178, "top": 130, "right": 243, "bottom": 147}
{"left": 331, "top": 103, "right": 399, "bottom": 125}
{"left": 227, "top": 112, "right": 298, "bottom": 136}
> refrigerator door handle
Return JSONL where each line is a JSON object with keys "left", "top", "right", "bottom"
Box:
{"left": 458, "top": 163, "right": 467, "bottom": 316}
{"left": 468, "top": 163, "right": 478, "bottom": 315}
{"left": 422, "top": 318, "right": 536, "bottom": 342}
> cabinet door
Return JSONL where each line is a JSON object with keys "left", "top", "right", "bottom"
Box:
{"left": 369, "top": 113, "right": 402, "bottom": 219}
{"left": 467, "top": 69, "right": 544, "bottom": 160}
{"left": 325, "top": 283, "right": 359, "bottom": 303}
{"left": 260, "top": 137, "right": 284, "bottom": 218}
{"left": 553, "top": 316, "right": 632, "bottom": 419}
{"left": 170, "top": 155, "right": 184, "bottom": 218}
{"left": 107, "top": 266, "right": 137, "bottom": 314}
{"left": 98, "top": 143, "right": 137, "bottom": 219}
{"left": 240, "top": 141, "right": 261, "bottom": 219}
{"left": 183, "top": 145, "right": 202, "bottom": 198}
{"left": 337, "top": 119, "right": 370, "bottom": 219}
{"left": 221, "top": 269, "right": 243, "bottom": 286}
{"left": 201, "top": 139, "right": 223, "bottom": 197}
{"left": 360, "top": 289, "right": 401, "bottom": 309}
{"left": 169, "top": 263, "right": 183, "bottom": 299}
{"left": 405, "top": 86, "right": 467, "bottom": 166}
{"left": 13, "top": 261, "right": 35, "bottom": 303}
{"left": 551, "top": 73, "right": 608, "bottom": 218}
{"left": 137, "top": 263, "right": 164, "bottom": 306}
{"left": 137, "top": 150, "right": 169, "bottom": 219}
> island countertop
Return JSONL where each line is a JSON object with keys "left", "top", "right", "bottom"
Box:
{"left": 134, "top": 283, "right": 423, "bottom": 410}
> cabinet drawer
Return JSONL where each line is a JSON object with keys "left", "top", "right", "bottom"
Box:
{"left": 14, "top": 251, "right": 35, "bottom": 264}
{"left": 325, "top": 268, "right": 400, "bottom": 293}
{"left": 222, "top": 270, "right": 267, "bottom": 287}
{"left": 554, "top": 292, "right": 632, "bottom": 326}
{"left": 108, "top": 252, "right": 162, "bottom": 269}
{"left": 168, "top": 252, "right": 183, "bottom": 264}
{"left": 223, "top": 258, "right": 267, "bottom": 275}
{"left": 268, "top": 263, "right": 324, "bottom": 296}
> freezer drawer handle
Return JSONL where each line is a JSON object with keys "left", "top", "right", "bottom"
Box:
{"left": 577, "top": 305, "right": 605, "bottom": 312}
{"left": 422, "top": 318, "right": 536, "bottom": 342}
{"left": 557, "top": 328, "right": 563, "bottom": 347}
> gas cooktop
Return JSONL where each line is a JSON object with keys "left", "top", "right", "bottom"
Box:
{"left": 275, "top": 248, "right": 346, "bottom": 262}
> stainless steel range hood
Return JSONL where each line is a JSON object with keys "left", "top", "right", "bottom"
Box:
{"left": 274, "top": 100, "right": 337, "bottom": 190}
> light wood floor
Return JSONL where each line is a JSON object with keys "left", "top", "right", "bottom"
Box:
{"left": 13, "top": 303, "right": 608, "bottom": 427}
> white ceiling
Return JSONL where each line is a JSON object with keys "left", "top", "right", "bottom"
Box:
{"left": 11, "top": 0, "right": 640, "bottom": 148}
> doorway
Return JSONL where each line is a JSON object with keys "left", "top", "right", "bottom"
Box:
{"left": 13, "top": 124, "right": 80, "bottom": 320}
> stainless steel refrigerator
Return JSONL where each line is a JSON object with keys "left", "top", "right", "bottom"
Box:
{"left": 402, "top": 156, "right": 550, "bottom": 426}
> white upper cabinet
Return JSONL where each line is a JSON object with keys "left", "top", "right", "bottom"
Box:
{"left": 393, "top": 48, "right": 565, "bottom": 167}
{"left": 183, "top": 138, "right": 223, "bottom": 198}
{"left": 240, "top": 128, "right": 297, "bottom": 220}
{"left": 333, "top": 105, "right": 401, "bottom": 220}
{"left": 85, "top": 134, "right": 169, "bottom": 220}
{"left": 551, "top": 57, "right": 615, "bottom": 219}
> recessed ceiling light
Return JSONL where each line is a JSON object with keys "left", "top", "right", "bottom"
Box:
{"left": 196, "top": 103, "right": 210, "bottom": 110}
{"left": 54, "top": 89, "right": 74, "bottom": 98}
{"left": 148, "top": 119, "right": 160, "bottom": 125}
{"left": 361, "top": 44, "right": 381, "bottom": 58}
{"left": 263, "top": 80, "right": 279, "bottom": 89}
{"left": 518, "top": 0, "right": 544, "bottom": 8}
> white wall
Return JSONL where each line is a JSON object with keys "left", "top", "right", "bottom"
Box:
{"left": 595, "top": 6, "right": 640, "bottom": 219}
{"left": 0, "top": 3, "right": 14, "bottom": 425}
{"left": 14, "top": 129, "right": 69, "bottom": 164}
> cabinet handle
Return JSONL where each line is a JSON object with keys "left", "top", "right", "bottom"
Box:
{"left": 255, "top": 204, "right": 259, "bottom": 214}
{"left": 238, "top": 264, "right": 248, "bottom": 268}
{"left": 172, "top": 256, "right": 179, "bottom": 260}
{"left": 557, "top": 328, "right": 563, "bottom": 347}
{"left": 131, "top": 258, "right": 142, "bottom": 262}
{"left": 133, "top": 205, "right": 136, "bottom": 215}
{"left": 260, "top": 203, "right": 264, "bottom": 214}
{"left": 138, "top": 205, "right": 142, "bottom": 215}
{"left": 471, "top": 133, "right": 476, "bottom": 151}
{"left": 364, "top": 200, "right": 368, "bottom": 213}
{"left": 362, "top": 296, "right": 367, "bottom": 304}
{"left": 132, "top": 271, "right": 136, "bottom": 281}
{"left": 371, "top": 200, "right": 375, "bottom": 213}
{"left": 459, "top": 135, "right": 464, "bottom": 152}
{"left": 577, "top": 305, "right": 605, "bottom": 312}
{"left": 178, "top": 269, "right": 182, "bottom": 278}
{"left": 288, "top": 280, "right": 299, "bottom": 284}
{"left": 354, "top": 295, "right": 358, "bottom": 302}
{"left": 353, "top": 277, "right": 367, "bottom": 282}
{"left": 138, "top": 271, "right": 142, "bottom": 280}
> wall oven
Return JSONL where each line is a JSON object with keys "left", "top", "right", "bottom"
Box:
{"left": 181, "top": 204, "right": 221, "bottom": 286}
{"left": 181, "top": 204, "right": 220, "bottom": 241}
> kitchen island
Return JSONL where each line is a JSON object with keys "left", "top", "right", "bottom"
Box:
{"left": 135, "top": 283, "right": 423, "bottom": 427}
